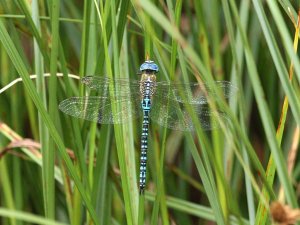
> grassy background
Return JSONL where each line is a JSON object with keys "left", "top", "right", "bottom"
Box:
{"left": 0, "top": 0, "right": 299, "bottom": 225}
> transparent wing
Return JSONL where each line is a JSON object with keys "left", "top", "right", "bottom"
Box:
{"left": 60, "top": 76, "right": 236, "bottom": 128}
{"left": 150, "top": 81, "right": 236, "bottom": 131}
{"left": 59, "top": 96, "right": 141, "bottom": 124}
{"left": 155, "top": 80, "right": 238, "bottom": 104}
{"left": 150, "top": 98, "right": 228, "bottom": 131}
{"left": 81, "top": 76, "right": 141, "bottom": 96}
{"left": 150, "top": 97, "right": 228, "bottom": 131}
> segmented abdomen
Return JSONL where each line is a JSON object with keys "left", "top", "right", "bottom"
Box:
{"left": 139, "top": 79, "right": 155, "bottom": 194}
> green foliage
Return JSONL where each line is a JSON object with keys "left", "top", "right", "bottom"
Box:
{"left": 0, "top": 0, "right": 299, "bottom": 225}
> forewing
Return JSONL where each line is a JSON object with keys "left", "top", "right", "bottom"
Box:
{"left": 155, "top": 80, "right": 238, "bottom": 104}
{"left": 81, "top": 76, "right": 141, "bottom": 96}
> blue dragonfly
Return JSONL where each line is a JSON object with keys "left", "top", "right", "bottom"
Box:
{"left": 59, "top": 60, "right": 237, "bottom": 194}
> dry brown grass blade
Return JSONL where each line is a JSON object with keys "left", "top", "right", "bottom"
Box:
{"left": 0, "top": 121, "right": 95, "bottom": 164}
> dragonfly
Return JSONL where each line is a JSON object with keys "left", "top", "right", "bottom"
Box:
{"left": 59, "top": 60, "right": 237, "bottom": 194}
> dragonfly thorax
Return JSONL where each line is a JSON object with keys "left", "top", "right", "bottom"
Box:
{"left": 140, "top": 73, "right": 156, "bottom": 98}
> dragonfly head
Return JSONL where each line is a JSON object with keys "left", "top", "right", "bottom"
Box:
{"left": 140, "top": 60, "right": 159, "bottom": 74}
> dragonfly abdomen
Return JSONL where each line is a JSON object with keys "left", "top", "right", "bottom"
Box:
{"left": 139, "top": 78, "right": 156, "bottom": 194}
{"left": 139, "top": 97, "right": 151, "bottom": 194}
{"left": 139, "top": 107, "right": 149, "bottom": 194}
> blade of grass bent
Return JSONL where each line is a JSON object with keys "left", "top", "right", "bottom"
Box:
{"left": 0, "top": 122, "right": 64, "bottom": 183}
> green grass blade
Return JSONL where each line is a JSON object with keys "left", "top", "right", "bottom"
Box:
{"left": 79, "top": 0, "right": 92, "bottom": 78}
{"left": 46, "top": 0, "right": 61, "bottom": 219}
{"left": 0, "top": 208, "right": 69, "bottom": 225}
{"left": 145, "top": 193, "right": 250, "bottom": 225}
{"left": 31, "top": 0, "right": 52, "bottom": 219}
{"left": 15, "top": 0, "right": 50, "bottom": 67}
{"left": 0, "top": 159, "right": 17, "bottom": 225}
